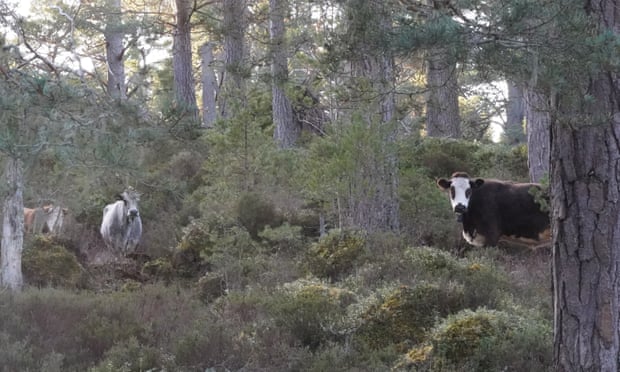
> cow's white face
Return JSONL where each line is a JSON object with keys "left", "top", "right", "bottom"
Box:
{"left": 119, "top": 190, "right": 140, "bottom": 221}
{"left": 437, "top": 174, "right": 484, "bottom": 222}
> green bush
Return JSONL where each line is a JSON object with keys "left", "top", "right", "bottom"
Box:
{"left": 259, "top": 223, "right": 305, "bottom": 255}
{"left": 267, "top": 280, "right": 355, "bottom": 350}
{"left": 236, "top": 192, "right": 281, "bottom": 238}
{"left": 22, "top": 236, "right": 84, "bottom": 288}
{"left": 428, "top": 308, "right": 552, "bottom": 371}
{"left": 90, "top": 337, "right": 174, "bottom": 372}
{"left": 305, "top": 229, "right": 367, "bottom": 280}
{"left": 172, "top": 219, "right": 214, "bottom": 277}
{"left": 399, "top": 167, "right": 460, "bottom": 249}
{"left": 196, "top": 272, "right": 226, "bottom": 304}
{"left": 404, "top": 247, "right": 511, "bottom": 309}
{"left": 355, "top": 283, "right": 465, "bottom": 350}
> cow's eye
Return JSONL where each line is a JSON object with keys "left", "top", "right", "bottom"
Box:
{"left": 465, "top": 189, "right": 472, "bottom": 198}
{"left": 450, "top": 186, "right": 455, "bottom": 199}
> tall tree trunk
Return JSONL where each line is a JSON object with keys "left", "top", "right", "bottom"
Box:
{"left": 426, "top": 46, "right": 461, "bottom": 138}
{"left": 173, "top": 0, "right": 198, "bottom": 121}
{"left": 200, "top": 42, "right": 217, "bottom": 128}
{"left": 504, "top": 81, "right": 525, "bottom": 144}
{"left": 1, "top": 157, "right": 24, "bottom": 291}
{"left": 552, "top": 1, "right": 620, "bottom": 369}
{"left": 270, "top": 0, "right": 299, "bottom": 148}
{"left": 345, "top": 0, "right": 399, "bottom": 232}
{"left": 525, "top": 87, "right": 550, "bottom": 183}
{"left": 220, "top": 0, "right": 247, "bottom": 118}
{"left": 104, "top": 0, "right": 126, "bottom": 100}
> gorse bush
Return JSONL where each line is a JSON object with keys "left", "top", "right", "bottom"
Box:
{"left": 428, "top": 308, "right": 552, "bottom": 371}
{"left": 267, "top": 280, "right": 355, "bottom": 350}
{"left": 305, "top": 229, "right": 368, "bottom": 280}
{"left": 22, "top": 236, "right": 84, "bottom": 288}
{"left": 404, "top": 247, "right": 511, "bottom": 309}
{"left": 355, "top": 282, "right": 466, "bottom": 350}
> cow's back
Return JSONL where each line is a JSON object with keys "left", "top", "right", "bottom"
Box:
{"left": 467, "top": 180, "right": 549, "bottom": 244}
{"left": 100, "top": 201, "right": 124, "bottom": 245}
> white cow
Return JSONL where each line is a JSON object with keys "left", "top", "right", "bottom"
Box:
{"left": 100, "top": 189, "right": 142, "bottom": 255}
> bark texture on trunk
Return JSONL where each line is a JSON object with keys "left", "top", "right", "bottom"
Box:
{"left": 173, "top": 0, "right": 198, "bottom": 120}
{"left": 426, "top": 46, "right": 461, "bottom": 138}
{"left": 104, "top": 0, "right": 126, "bottom": 100}
{"left": 552, "top": 2, "right": 620, "bottom": 368}
{"left": 525, "top": 87, "right": 550, "bottom": 183}
{"left": 1, "top": 157, "right": 24, "bottom": 291}
{"left": 343, "top": 0, "right": 399, "bottom": 232}
{"left": 220, "top": 0, "right": 247, "bottom": 119}
{"left": 505, "top": 81, "right": 525, "bottom": 144}
{"left": 270, "top": 0, "right": 299, "bottom": 148}
{"left": 200, "top": 42, "right": 217, "bottom": 128}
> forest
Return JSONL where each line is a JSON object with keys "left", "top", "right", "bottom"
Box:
{"left": 0, "top": 0, "right": 619, "bottom": 371}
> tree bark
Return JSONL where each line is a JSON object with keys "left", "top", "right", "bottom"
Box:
{"left": 220, "top": 0, "right": 247, "bottom": 119}
{"left": 104, "top": 0, "right": 126, "bottom": 100}
{"left": 552, "top": 1, "right": 620, "bottom": 369}
{"left": 426, "top": 45, "right": 461, "bottom": 138}
{"left": 270, "top": 0, "right": 299, "bottom": 148}
{"left": 200, "top": 42, "right": 217, "bottom": 128}
{"left": 344, "top": 0, "right": 399, "bottom": 232}
{"left": 525, "top": 87, "right": 550, "bottom": 183}
{"left": 1, "top": 157, "right": 24, "bottom": 291}
{"left": 504, "top": 81, "right": 525, "bottom": 144}
{"left": 173, "top": 0, "right": 198, "bottom": 121}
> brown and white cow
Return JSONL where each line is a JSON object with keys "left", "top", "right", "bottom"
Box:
{"left": 24, "top": 205, "right": 68, "bottom": 235}
{"left": 436, "top": 172, "right": 550, "bottom": 247}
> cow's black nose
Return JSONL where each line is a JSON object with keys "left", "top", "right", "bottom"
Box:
{"left": 129, "top": 209, "right": 139, "bottom": 217}
{"left": 454, "top": 204, "right": 467, "bottom": 214}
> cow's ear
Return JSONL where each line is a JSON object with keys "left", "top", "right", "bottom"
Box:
{"left": 471, "top": 179, "right": 484, "bottom": 188}
{"left": 437, "top": 178, "right": 451, "bottom": 190}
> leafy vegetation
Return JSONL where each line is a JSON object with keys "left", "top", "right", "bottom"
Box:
{"left": 0, "top": 0, "right": 564, "bottom": 369}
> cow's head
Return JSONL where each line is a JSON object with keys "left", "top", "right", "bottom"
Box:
{"left": 436, "top": 172, "right": 484, "bottom": 222}
{"left": 117, "top": 189, "right": 140, "bottom": 221}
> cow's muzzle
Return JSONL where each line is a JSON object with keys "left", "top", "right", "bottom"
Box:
{"left": 454, "top": 204, "right": 467, "bottom": 222}
{"left": 128, "top": 209, "right": 139, "bottom": 220}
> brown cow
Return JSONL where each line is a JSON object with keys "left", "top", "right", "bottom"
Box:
{"left": 24, "top": 205, "right": 68, "bottom": 235}
{"left": 437, "top": 172, "right": 550, "bottom": 248}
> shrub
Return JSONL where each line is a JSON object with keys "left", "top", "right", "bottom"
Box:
{"left": 236, "top": 192, "right": 281, "bottom": 238}
{"left": 141, "top": 257, "right": 175, "bottom": 282}
{"left": 404, "top": 247, "right": 511, "bottom": 309}
{"left": 196, "top": 272, "right": 226, "bottom": 304}
{"left": 259, "top": 223, "right": 305, "bottom": 255}
{"left": 305, "top": 229, "right": 367, "bottom": 280}
{"left": 399, "top": 167, "right": 459, "bottom": 248}
{"left": 90, "top": 336, "right": 174, "bottom": 372}
{"left": 355, "top": 283, "right": 465, "bottom": 350}
{"left": 428, "top": 308, "right": 552, "bottom": 371}
{"left": 172, "top": 219, "right": 213, "bottom": 277}
{"left": 22, "top": 236, "right": 84, "bottom": 288}
{"left": 267, "top": 280, "right": 355, "bottom": 350}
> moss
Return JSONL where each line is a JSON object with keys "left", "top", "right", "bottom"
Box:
{"left": 22, "top": 236, "right": 83, "bottom": 288}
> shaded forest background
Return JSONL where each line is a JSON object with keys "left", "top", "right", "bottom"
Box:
{"left": 0, "top": 0, "right": 608, "bottom": 370}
